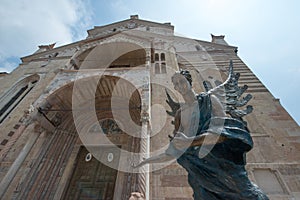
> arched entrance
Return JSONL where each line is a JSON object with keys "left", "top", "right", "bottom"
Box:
{"left": 70, "top": 42, "right": 147, "bottom": 70}
{"left": 15, "top": 75, "right": 142, "bottom": 200}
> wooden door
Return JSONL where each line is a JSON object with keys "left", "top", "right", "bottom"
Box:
{"left": 64, "top": 146, "right": 119, "bottom": 200}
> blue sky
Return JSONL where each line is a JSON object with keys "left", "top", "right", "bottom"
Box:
{"left": 0, "top": 0, "right": 299, "bottom": 125}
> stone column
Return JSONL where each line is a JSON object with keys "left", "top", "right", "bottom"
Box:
{"left": 136, "top": 50, "right": 151, "bottom": 200}
{"left": 138, "top": 110, "right": 150, "bottom": 199}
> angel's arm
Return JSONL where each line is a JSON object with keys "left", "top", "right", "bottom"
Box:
{"left": 133, "top": 153, "right": 175, "bottom": 168}
{"left": 170, "top": 132, "right": 227, "bottom": 149}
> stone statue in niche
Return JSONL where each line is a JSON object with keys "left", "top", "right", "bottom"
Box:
{"left": 135, "top": 61, "right": 269, "bottom": 200}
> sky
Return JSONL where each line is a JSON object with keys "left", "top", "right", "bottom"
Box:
{"left": 0, "top": 0, "right": 299, "bottom": 125}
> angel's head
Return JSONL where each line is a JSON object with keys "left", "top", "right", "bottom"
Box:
{"left": 172, "top": 69, "right": 193, "bottom": 95}
{"left": 180, "top": 69, "right": 192, "bottom": 86}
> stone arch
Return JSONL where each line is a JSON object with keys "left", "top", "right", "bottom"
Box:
{"left": 69, "top": 34, "right": 149, "bottom": 70}
{"left": 37, "top": 74, "right": 142, "bottom": 133}
{"left": 18, "top": 75, "right": 142, "bottom": 199}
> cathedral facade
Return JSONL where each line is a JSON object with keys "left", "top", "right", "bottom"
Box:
{"left": 0, "top": 15, "right": 299, "bottom": 199}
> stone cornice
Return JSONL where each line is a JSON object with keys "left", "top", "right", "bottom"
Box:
{"left": 88, "top": 18, "right": 174, "bottom": 37}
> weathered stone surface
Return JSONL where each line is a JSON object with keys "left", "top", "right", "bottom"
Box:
{"left": 0, "top": 15, "right": 299, "bottom": 200}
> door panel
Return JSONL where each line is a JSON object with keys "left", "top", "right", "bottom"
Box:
{"left": 64, "top": 146, "right": 119, "bottom": 200}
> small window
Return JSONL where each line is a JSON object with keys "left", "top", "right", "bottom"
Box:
{"left": 155, "top": 63, "right": 160, "bottom": 74}
{"left": 161, "top": 62, "right": 166, "bottom": 73}
{"left": 8, "top": 131, "right": 14, "bottom": 137}
{"left": 195, "top": 45, "right": 201, "bottom": 51}
{"left": 1, "top": 139, "right": 8, "bottom": 145}
{"left": 155, "top": 53, "right": 159, "bottom": 61}
{"left": 154, "top": 52, "right": 167, "bottom": 74}
{"left": 161, "top": 53, "right": 165, "bottom": 61}
{"left": 14, "top": 124, "right": 20, "bottom": 129}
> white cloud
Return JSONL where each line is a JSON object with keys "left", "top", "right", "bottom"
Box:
{"left": 0, "top": 0, "right": 92, "bottom": 72}
{"left": 0, "top": 0, "right": 299, "bottom": 124}
{"left": 0, "top": 61, "right": 17, "bottom": 73}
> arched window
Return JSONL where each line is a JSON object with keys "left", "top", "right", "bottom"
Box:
{"left": 0, "top": 74, "right": 39, "bottom": 123}
{"left": 154, "top": 52, "right": 167, "bottom": 74}
{"left": 161, "top": 53, "right": 165, "bottom": 61}
{"left": 155, "top": 53, "right": 159, "bottom": 61}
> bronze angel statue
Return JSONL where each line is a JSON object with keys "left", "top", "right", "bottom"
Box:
{"left": 135, "top": 60, "right": 269, "bottom": 200}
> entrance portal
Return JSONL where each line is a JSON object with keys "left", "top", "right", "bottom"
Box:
{"left": 63, "top": 146, "right": 120, "bottom": 200}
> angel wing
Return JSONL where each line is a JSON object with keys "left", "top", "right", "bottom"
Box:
{"left": 205, "top": 60, "right": 253, "bottom": 121}
{"left": 165, "top": 60, "right": 253, "bottom": 122}
{"left": 165, "top": 89, "right": 181, "bottom": 117}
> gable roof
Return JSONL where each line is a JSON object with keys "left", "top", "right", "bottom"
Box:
{"left": 87, "top": 15, "right": 174, "bottom": 38}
